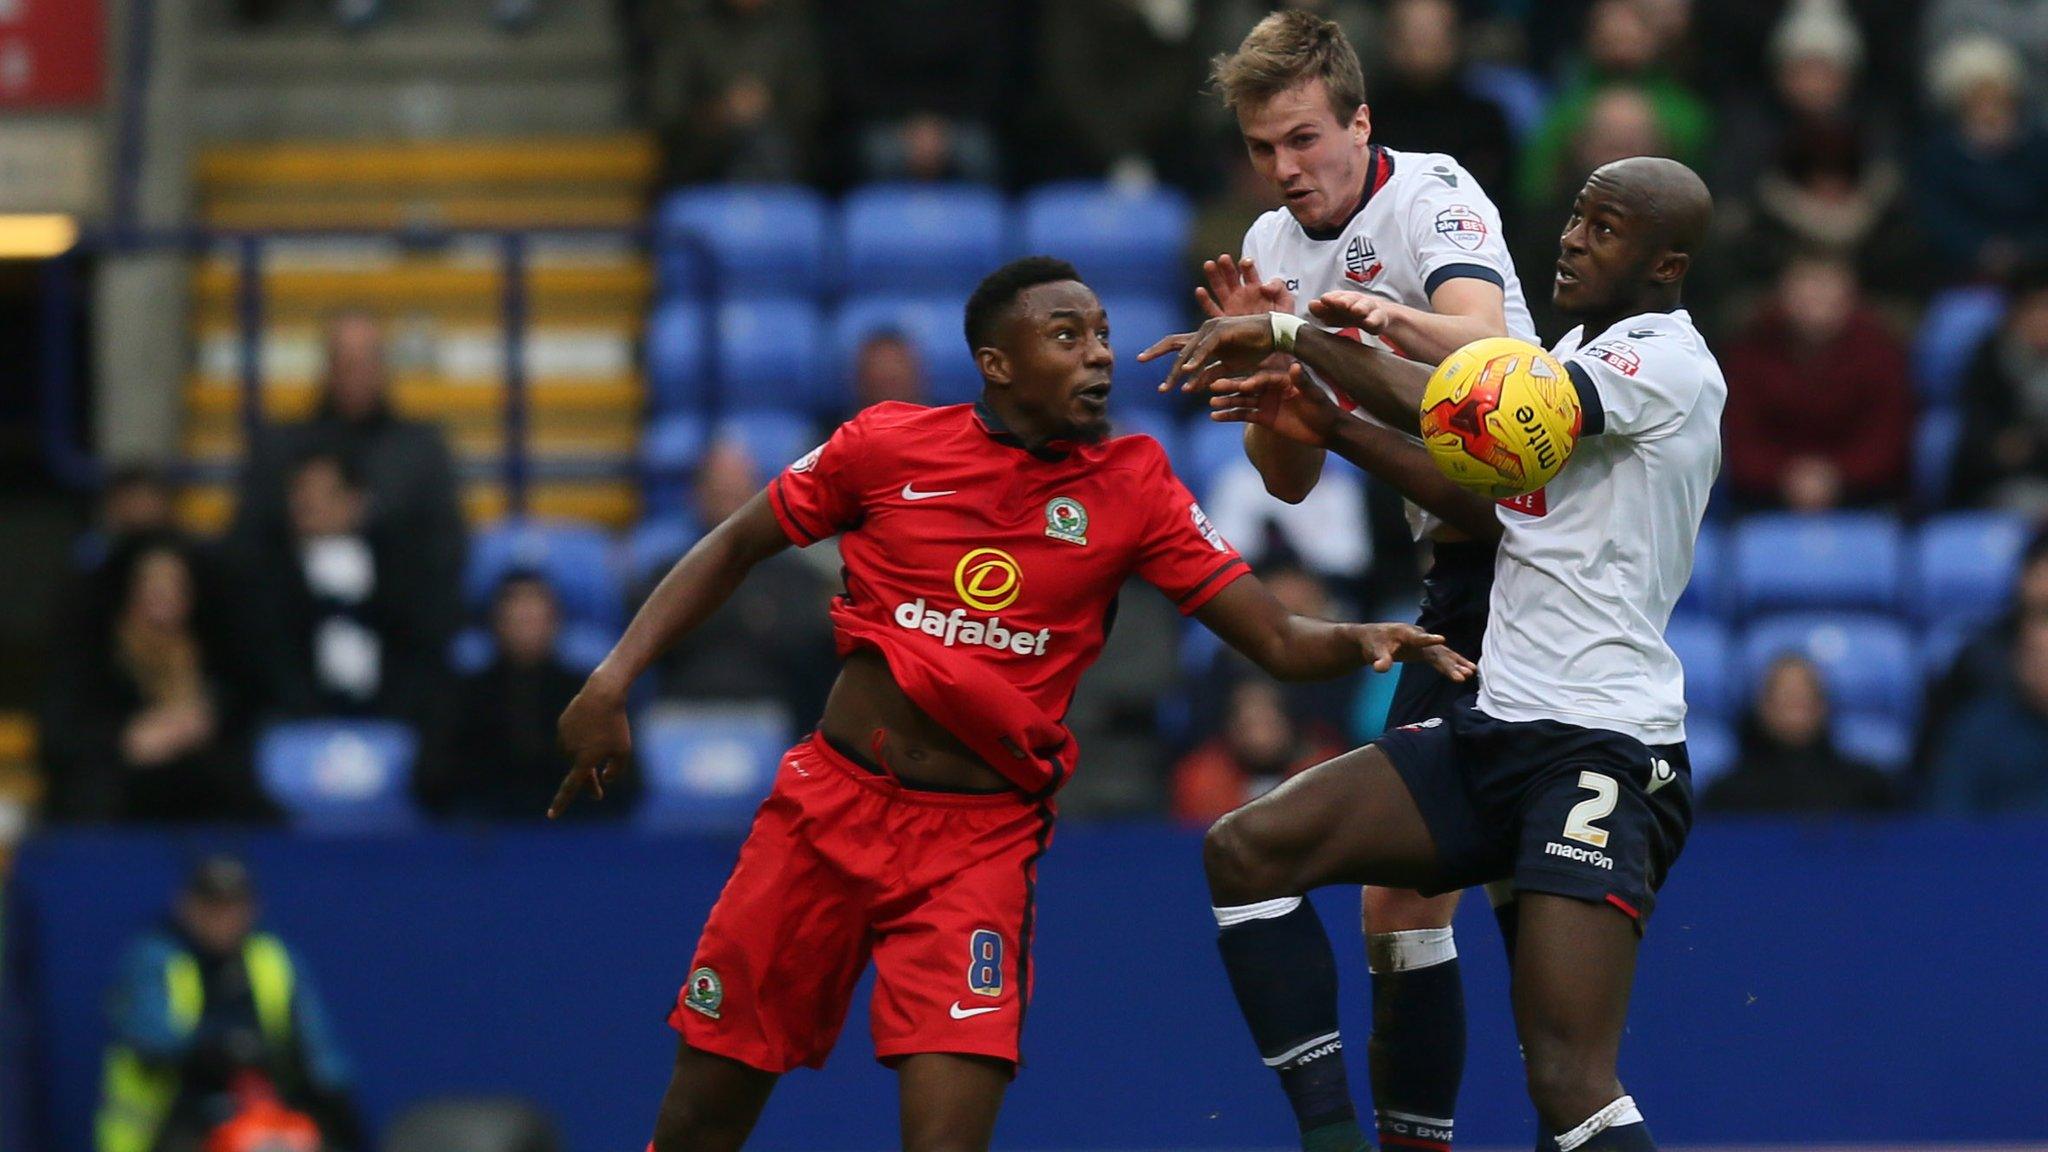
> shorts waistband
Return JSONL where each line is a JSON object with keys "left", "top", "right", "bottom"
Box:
{"left": 806, "top": 732, "right": 1030, "bottom": 809}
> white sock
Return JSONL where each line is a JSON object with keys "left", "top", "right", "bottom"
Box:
{"left": 1555, "top": 1095, "right": 1644, "bottom": 1151}
{"left": 1366, "top": 926, "right": 1457, "bottom": 974}
{"left": 1212, "top": 896, "right": 1302, "bottom": 927}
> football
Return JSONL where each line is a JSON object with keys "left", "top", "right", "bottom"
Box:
{"left": 1418, "top": 336, "right": 1582, "bottom": 499}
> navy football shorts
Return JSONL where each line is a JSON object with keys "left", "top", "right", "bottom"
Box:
{"left": 1384, "top": 540, "right": 1494, "bottom": 730}
{"left": 1376, "top": 703, "right": 1694, "bottom": 927}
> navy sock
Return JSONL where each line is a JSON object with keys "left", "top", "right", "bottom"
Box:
{"left": 1552, "top": 1096, "right": 1656, "bottom": 1151}
{"left": 1366, "top": 928, "right": 1463, "bottom": 1151}
{"left": 1214, "top": 897, "right": 1362, "bottom": 1148}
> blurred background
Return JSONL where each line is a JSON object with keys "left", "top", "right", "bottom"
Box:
{"left": 0, "top": 0, "right": 2044, "bottom": 1150}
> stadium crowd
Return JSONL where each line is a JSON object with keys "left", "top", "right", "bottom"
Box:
{"left": 37, "top": 0, "right": 2048, "bottom": 828}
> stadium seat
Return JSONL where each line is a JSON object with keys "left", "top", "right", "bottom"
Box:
{"left": 1913, "top": 408, "right": 1963, "bottom": 511}
{"left": 1665, "top": 616, "right": 1734, "bottom": 720}
{"left": 1180, "top": 418, "right": 1253, "bottom": 501}
{"left": 1106, "top": 407, "right": 1183, "bottom": 465}
{"left": 1684, "top": 716, "right": 1736, "bottom": 792}
{"left": 639, "top": 413, "right": 708, "bottom": 515}
{"left": 448, "top": 619, "right": 617, "bottom": 676}
{"left": 714, "top": 298, "right": 830, "bottom": 414}
{"left": 1923, "top": 619, "right": 1976, "bottom": 679}
{"left": 656, "top": 184, "right": 832, "bottom": 297}
{"left": 1733, "top": 513, "right": 1904, "bottom": 614}
{"left": 645, "top": 300, "right": 709, "bottom": 415}
{"left": 1675, "top": 520, "right": 1727, "bottom": 618}
{"left": 1914, "top": 511, "right": 2028, "bottom": 626}
{"left": 1834, "top": 712, "right": 1913, "bottom": 774}
{"left": 834, "top": 295, "right": 981, "bottom": 405}
{"left": 1911, "top": 284, "right": 2005, "bottom": 407}
{"left": 617, "top": 515, "right": 700, "bottom": 596}
{"left": 1738, "top": 612, "right": 1917, "bottom": 722}
{"left": 713, "top": 411, "right": 819, "bottom": 477}
{"left": 841, "top": 184, "right": 1008, "bottom": 296}
{"left": 635, "top": 702, "right": 794, "bottom": 832}
{"left": 1021, "top": 183, "right": 1193, "bottom": 296}
{"left": 257, "top": 720, "right": 420, "bottom": 832}
{"left": 466, "top": 518, "right": 622, "bottom": 628}
{"left": 1098, "top": 294, "right": 1189, "bottom": 395}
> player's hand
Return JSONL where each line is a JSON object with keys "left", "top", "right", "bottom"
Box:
{"left": 1206, "top": 363, "right": 1340, "bottom": 447}
{"left": 1197, "top": 255, "right": 1296, "bottom": 319}
{"left": 550, "top": 676, "right": 632, "bottom": 819}
{"left": 1138, "top": 315, "right": 1279, "bottom": 394}
{"left": 1309, "top": 290, "right": 1398, "bottom": 335}
{"left": 1352, "top": 622, "right": 1477, "bottom": 679}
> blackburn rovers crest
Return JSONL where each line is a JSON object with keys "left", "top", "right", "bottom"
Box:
{"left": 1044, "top": 496, "right": 1088, "bottom": 545}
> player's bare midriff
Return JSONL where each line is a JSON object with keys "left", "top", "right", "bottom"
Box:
{"left": 816, "top": 648, "right": 1016, "bottom": 794}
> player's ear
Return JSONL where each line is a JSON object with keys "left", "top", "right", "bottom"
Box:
{"left": 1651, "top": 250, "right": 1690, "bottom": 287}
{"left": 1353, "top": 103, "right": 1371, "bottom": 143}
{"left": 975, "top": 345, "right": 1011, "bottom": 388}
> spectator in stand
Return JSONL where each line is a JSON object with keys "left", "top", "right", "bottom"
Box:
{"left": 1924, "top": 0, "right": 2048, "bottom": 123}
{"left": 1929, "top": 616, "right": 2048, "bottom": 812}
{"left": 420, "top": 572, "right": 621, "bottom": 820}
{"left": 1518, "top": 0, "right": 1712, "bottom": 213}
{"left": 652, "top": 440, "right": 837, "bottom": 722}
{"left": 96, "top": 857, "right": 361, "bottom": 1152}
{"left": 1711, "top": 2, "right": 1920, "bottom": 297}
{"left": 1170, "top": 676, "right": 1344, "bottom": 825}
{"left": 645, "top": 0, "right": 826, "bottom": 185}
{"left": 1033, "top": 0, "right": 1204, "bottom": 188}
{"left": 1952, "top": 266, "right": 2048, "bottom": 513}
{"left": 843, "top": 330, "right": 928, "bottom": 422}
{"left": 1701, "top": 653, "right": 1895, "bottom": 813}
{"left": 1721, "top": 253, "right": 1913, "bottom": 511}
{"left": 231, "top": 312, "right": 464, "bottom": 666}
{"left": 1365, "top": 0, "right": 1518, "bottom": 200}
{"left": 1914, "top": 37, "right": 2048, "bottom": 282}
{"left": 1191, "top": 563, "right": 1361, "bottom": 747}
{"left": 825, "top": 1, "right": 1015, "bottom": 183}
{"left": 244, "top": 451, "right": 437, "bottom": 723}
{"left": 75, "top": 465, "right": 180, "bottom": 572}
{"left": 40, "top": 536, "right": 269, "bottom": 824}
{"left": 1915, "top": 528, "right": 2048, "bottom": 788}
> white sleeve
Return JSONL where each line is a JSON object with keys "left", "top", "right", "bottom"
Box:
{"left": 1563, "top": 318, "right": 1706, "bottom": 442}
{"left": 1400, "top": 161, "right": 1516, "bottom": 300}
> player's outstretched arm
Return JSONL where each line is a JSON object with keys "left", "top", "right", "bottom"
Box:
{"left": 1193, "top": 577, "right": 1476, "bottom": 684}
{"left": 1208, "top": 364, "right": 1501, "bottom": 540}
{"left": 1142, "top": 314, "right": 1434, "bottom": 437}
{"left": 1329, "top": 278, "right": 1511, "bottom": 366}
{"left": 549, "top": 491, "right": 792, "bottom": 818}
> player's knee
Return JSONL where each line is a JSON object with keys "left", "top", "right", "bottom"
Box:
{"left": 1361, "top": 885, "right": 1459, "bottom": 934}
{"left": 1203, "top": 810, "right": 1292, "bottom": 902}
{"left": 652, "top": 1090, "right": 753, "bottom": 1152}
{"left": 1521, "top": 1043, "right": 1620, "bottom": 1129}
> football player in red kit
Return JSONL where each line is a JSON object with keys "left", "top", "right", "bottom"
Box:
{"left": 549, "top": 257, "right": 1474, "bottom": 1152}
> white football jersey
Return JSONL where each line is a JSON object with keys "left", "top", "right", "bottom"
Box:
{"left": 1240, "top": 147, "right": 1536, "bottom": 537}
{"left": 1475, "top": 309, "right": 1726, "bottom": 746}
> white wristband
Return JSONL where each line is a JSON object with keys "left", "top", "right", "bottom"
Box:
{"left": 1269, "top": 310, "right": 1305, "bottom": 353}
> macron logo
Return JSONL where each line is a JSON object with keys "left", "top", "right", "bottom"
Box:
{"left": 902, "top": 483, "right": 957, "bottom": 501}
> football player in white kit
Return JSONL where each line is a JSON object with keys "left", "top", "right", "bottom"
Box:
{"left": 1179, "top": 12, "right": 1536, "bottom": 1152}
{"left": 1157, "top": 157, "right": 1722, "bottom": 1152}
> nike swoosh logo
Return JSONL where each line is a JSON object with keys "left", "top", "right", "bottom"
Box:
{"left": 902, "top": 484, "right": 958, "bottom": 501}
{"left": 948, "top": 1001, "right": 1003, "bottom": 1019}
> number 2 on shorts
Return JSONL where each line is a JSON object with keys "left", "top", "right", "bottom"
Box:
{"left": 1562, "top": 771, "right": 1617, "bottom": 848}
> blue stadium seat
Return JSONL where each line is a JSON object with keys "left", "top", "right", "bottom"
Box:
{"left": 1923, "top": 619, "right": 1977, "bottom": 679}
{"left": 1675, "top": 520, "right": 1728, "bottom": 618}
{"left": 841, "top": 184, "right": 1008, "bottom": 296}
{"left": 1739, "top": 612, "right": 1918, "bottom": 721}
{"left": 1834, "top": 712, "right": 1913, "bottom": 774}
{"left": 715, "top": 298, "right": 830, "bottom": 414}
{"left": 467, "top": 518, "right": 622, "bottom": 628}
{"left": 1180, "top": 418, "right": 1252, "bottom": 501}
{"left": 1913, "top": 408, "right": 1963, "bottom": 510}
{"left": 714, "top": 411, "right": 819, "bottom": 478}
{"left": 448, "top": 620, "right": 618, "bottom": 676}
{"left": 617, "top": 515, "right": 701, "bottom": 596}
{"left": 640, "top": 413, "right": 709, "bottom": 516}
{"left": 1684, "top": 716, "right": 1736, "bottom": 792}
{"left": 1914, "top": 511, "right": 2028, "bottom": 626}
{"left": 1098, "top": 294, "right": 1188, "bottom": 396}
{"left": 1107, "top": 408, "right": 1183, "bottom": 467}
{"left": 1464, "top": 63, "right": 1550, "bottom": 141}
{"left": 636, "top": 703, "right": 794, "bottom": 831}
{"left": 656, "top": 184, "right": 832, "bottom": 297}
{"left": 1666, "top": 616, "right": 1734, "bottom": 720}
{"left": 1021, "top": 183, "right": 1193, "bottom": 296}
{"left": 1733, "top": 513, "right": 1904, "bottom": 614}
{"left": 1911, "top": 285, "right": 2005, "bottom": 407}
{"left": 834, "top": 295, "right": 981, "bottom": 405}
{"left": 646, "top": 300, "right": 709, "bottom": 415}
{"left": 257, "top": 720, "right": 419, "bottom": 832}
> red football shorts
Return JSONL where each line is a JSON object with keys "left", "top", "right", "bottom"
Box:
{"left": 668, "top": 732, "right": 1055, "bottom": 1073}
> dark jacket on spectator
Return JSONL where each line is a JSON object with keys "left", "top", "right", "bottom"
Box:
{"left": 420, "top": 654, "right": 621, "bottom": 820}
{"left": 1369, "top": 76, "right": 1519, "bottom": 210}
{"left": 826, "top": 0, "right": 1014, "bottom": 124}
{"left": 1913, "top": 125, "right": 2048, "bottom": 276}
{"left": 1701, "top": 715, "right": 1896, "bottom": 813}
{"left": 654, "top": 551, "right": 837, "bottom": 722}
{"left": 647, "top": 0, "right": 826, "bottom": 183}
{"left": 1721, "top": 305, "right": 1914, "bottom": 507}
{"left": 1952, "top": 330, "right": 2048, "bottom": 507}
{"left": 1928, "top": 687, "right": 2048, "bottom": 812}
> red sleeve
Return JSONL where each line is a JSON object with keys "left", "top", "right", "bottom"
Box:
{"left": 767, "top": 415, "right": 867, "bottom": 546}
{"left": 1134, "top": 448, "right": 1251, "bottom": 615}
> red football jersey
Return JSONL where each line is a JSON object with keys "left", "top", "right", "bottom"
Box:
{"left": 768, "top": 401, "right": 1249, "bottom": 796}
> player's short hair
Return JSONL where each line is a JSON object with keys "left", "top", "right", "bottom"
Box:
{"left": 964, "top": 256, "right": 1084, "bottom": 353}
{"left": 1210, "top": 10, "right": 1367, "bottom": 122}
